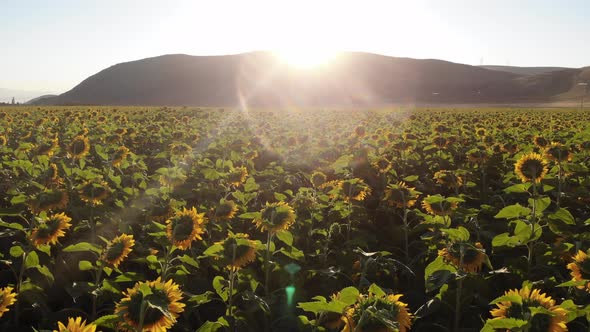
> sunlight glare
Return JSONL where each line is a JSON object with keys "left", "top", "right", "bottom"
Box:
{"left": 274, "top": 49, "right": 339, "bottom": 69}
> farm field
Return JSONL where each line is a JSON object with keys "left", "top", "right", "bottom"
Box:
{"left": 1, "top": 106, "right": 590, "bottom": 331}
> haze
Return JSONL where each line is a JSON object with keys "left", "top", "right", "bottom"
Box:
{"left": 1, "top": 0, "right": 589, "bottom": 95}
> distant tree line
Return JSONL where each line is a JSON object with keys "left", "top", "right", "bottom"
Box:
{"left": 0, "top": 97, "right": 20, "bottom": 105}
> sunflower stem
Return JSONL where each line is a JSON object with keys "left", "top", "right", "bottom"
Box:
{"left": 528, "top": 182, "right": 538, "bottom": 277}
{"left": 227, "top": 244, "right": 237, "bottom": 331}
{"left": 137, "top": 297, "right": 148, "bottom": 332}
{"left": 91, "top": 262, "right": 104, "bottom": 321}
{"left": 557, "top": 160, "right": 562, "bottom": 208}
{"left": 403, "top": 208, "right": 409, "bottom": 262}
{"left": 264, "top": 231, "right": 273, "bottom": 298}
{"left": 454, "top": 244, "right": 465, "bottom": 332}
{"left": 14, "top": 250, "right": 28, "bottom": 326}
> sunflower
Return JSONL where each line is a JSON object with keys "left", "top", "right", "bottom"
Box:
{"left": 340, "top": 178, "right": 372, "bottom": 202}
{"left": 158, "top": 167, "right": 187, "bottom": 187}
{"left": 421, "top": 195, "right": 459, "bottom": 216}
{"left": 67, "top": 135, "right": 90, "bottom": 159}
{"left": 433, "top": 170, "right": 463, "bottom": 188}
{"left": 39, "top": 163, "right": 63, "bottom": 187}
{"left": 115, "top": 278, "right": 185, "bottom": 332}
{"left": 79, "top": 180, "right": 111, "bottom": 206}
{"left": 432, "top": 136, "right": 449, "bottom": 149}
{"left": 0, "top": 134, "right": 7, "bottom": 146}
{"left": 514, "top": 153, "right": 549, "bottom": 183}
{"left": 214, "top": 233, "right": 257, "bottom": 270}
{"left": 54, "top": 317, "right": 97, "bottom": 332}
{"left": 438, "top": 242, "right": 485, "bottom": 273}
{"left": 372, "top": 158, "right": 392, "bottom": 173}
{"left": 28, "top": 189, "right": 69, "bottom": 213}
{"left": 166, "top": 207, "right": 206, "bottom": 250}
{"left": 534, "top": 136, "right": 549, "bottom": 148}
{"left": 112, "top": 146, "right": 130, "bottom": 167}
{"left": 343, "top": 293, "right": 412, "bottom": 332}
{"left": 35, "top": 138, "right": 59, "bottom": 157}
{"left": 253, "top": 201, "right": 296, "bottom": 233}
{"left": 489, "top": 286, "right": 568, "bottom": 332}
{"left": 169, "top": 142, "right": 192, "bottom": 157}
{"left": 544, "top": 142, "right": 573, "bottom": 162}
{"left": 30, "top": 212, "right": 72, "bottom": 247}
{"left": 466, "top": 147, "right": 490, "bottom": 164}
{"left": 566, "top": 249, "right": 590, "bottom": 292}
{"left": 214, "top": 200, "right": 239, "bottom": 220}
{"left": 310, "top": 171, "right": 328, "bottom": 188}
{"left": 150, "top": 202, "right": 174, "bottom": 223}
{"left": 103, "top": 234, "right": 135, "bottom": 268}
{"left": 227, "top": 166, "right": 248, "bottom": 187}
{"left": 383, "top": 182, "right": 420, "bottom": 208}
{"left": 0, "top": 287, "right": 17, "bottom": 318}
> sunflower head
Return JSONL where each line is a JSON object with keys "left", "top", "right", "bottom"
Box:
{"left": 54, "top": 316, "right": 97, "bottom": 332}
{"left": 489, "top": 286, "right": 568, "bottom": 332}
{"left": 438, "top": 242, "right": 485, "bottom": 273}
{"left": 0, "top": 134, "right": 7, "bottom": 146}
{"left": 30, "top": 212, "right": 72, "bottom": 247}
{"left": 534, "top": 136, "right": 549, "bottom": 148}
{"left": 544, "top": 142, "right": 573, "bottom": 162}
{"left": 383, "top": 182, "right": 420, "bottom": 208}
{"left": 214, "top": 233, "right": 258, "bottom": 270}
{"left": 227, "top": 166, "right": 248, "bottom": 187}
{"left": 115, "top": 278, "right": 185, "bottom": 332}
{"left": 566, "top": 249, "right": 590, "bottom": 292}
{"left": 214, "top": 200, "right": 239, "bottom": 220}
{"left": 344, "top": 292, "right": 412, "bottom": 332}
{"left": 79, "top": 180, "right": 111, "bottom": 206}
{"left": 254, "top": 201, "right": 296, "bottom": 233}
{"left": 433, "top": 170, "right": 463, "bottom": 188}
{"left": 112, "top": 146, "right": 130, "bottom": 167}
{"left": 169, "top": 142, "right": 192, "bottom": 157}
{"left": 372, "top": 158, "right": 392, "bottom": 173}
{"left": 103, "top": 234, "right": 135, "bottom": 268}
{"left": 67, "top": 135, "right": 90, "bottom": 159}
{"left": 166, "top": 207, "right": 207, "bottom": 250}
{"left": 432, "top": 136, "right": 449, "bottom": 149}
{"left": 0, "top": 287, "right": 17, "bottom": 318}
{"left": 514, "top": 152, "right": 548, "bottom": 183}
{"left": 28, "top": 189, "right": 69, "bottom": 214}
{"left": 35, "top": 137, "right": 59, "bottom": 157}
{"left": 310, "top": 171, "right": 328, "bottom": 188}
{"left": 340, "top": 178, "right": 372, "bottom": 202}
{"left": 421, "top": 195, "right": 460, "bottom": 216}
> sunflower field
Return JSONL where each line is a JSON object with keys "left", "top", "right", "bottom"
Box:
{"left": 1, "top": 106, "right": 590, "bottom": 332}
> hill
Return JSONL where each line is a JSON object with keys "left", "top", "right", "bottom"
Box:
{"left": 37, "top": 52, "right": 588, "bottom": 106}
{"left": 479, "top": 65, "right": 571, "bottom": 76}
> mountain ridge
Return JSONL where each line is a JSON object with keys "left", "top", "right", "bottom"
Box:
{"left": 37, "top": 52, "right": 589, "bottom": 106}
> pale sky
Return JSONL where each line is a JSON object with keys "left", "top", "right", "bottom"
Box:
{"left": 1, "top": 0, "right": 589, "bottom": 93}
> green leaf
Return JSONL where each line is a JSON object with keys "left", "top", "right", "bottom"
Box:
{"left": 244, "top": 177, "right": 259, "bottom": 192}
{"left": 189, "top": 291, "right": 216, "bottom": 305}
{"left": 514, "top": 220, "right": 541, "bottom": 242}
{"left": 338, "top": 287, "right": 360, "bottom": 306}
{"left": 78, "top": 260, "right": 94, "bottom": 271}
{"left": 494, "top": 204, "right": 531, "bottom": 219}
{"left": 548, "top": 208, "right": 576, "bottom": 225}
{"left": 440, "top": 226, "right": 470, "bottom": 242}
{"left": 93, "top": 315, "right": 119, "bottom": 329}
{"left": 492, "top": 233, "right": 522, "bottom": 248}
{"left": 62, "top": 242, "right": 102, "bottom": 254}
{"left": 403, "top": 175, "right": 419, "bottom": 182}
{"left": 25, "top": 251, "right": 39, "bottom": 269}
{"left": 368, "top": 284, "right": 385, "bottom": 297}
{"left": 504, "top": 183, "right": 531, "bottom": 193}
{"left": 556, "top": 279, "right": 588, "bottom": 287}
{"left": 138, "top": 283, "right": 153, "bottom": 296}
{"left": 483, "top": 318, "right": 528, "bottom": 329}
{"left": 424, "top": 256, "right": 457, "bottom": 281}
{"left": 238, "top": 212, "right": 259, "bottom": 220}
{"left": 196, "top": 318, "right": 229, "bottom": 332}
{"left": 274, "top": 192, "right": 287, "bottom": 201}
{"left": 0, "top": 207, "right": 25, "bottom": 217}
{"left": 528, "top": 197, "right": 551, "bottom": 214}
{"left": 213, "top": 276, "right": 228, "bottom": 302}
{"left": 275, "top": 230, "right": 294, "bottom": 246}
{"left": 203, "top": 243, "right": 223, "bottom": 257}
{"left": 179, "top": 254, "right": 199, "bottom": 268}
{"left": 35, "top": 265, "right": 54, "bottom": 283}
{"left": 9, "top": 245, "right": 24, "bottom": 258}
{"left": 490, "top": 293, "right": 523, "bottom": 305}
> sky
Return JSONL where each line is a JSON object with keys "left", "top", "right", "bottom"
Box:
{"left": 1, "top": 0, "right": 589, "bottom": 95}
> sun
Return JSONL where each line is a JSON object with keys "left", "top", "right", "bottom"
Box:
{"left": 274, "top": 49, "right": 339, "bottom": 69}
